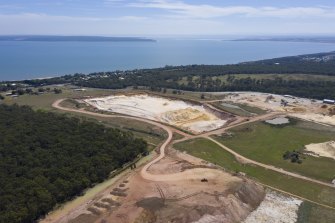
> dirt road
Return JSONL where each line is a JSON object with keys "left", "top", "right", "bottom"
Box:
{"left": 49, "top": 97, "right": 335, "bottom": 223}
{"left": 53, "top": 99, "right": 334, "bottom": 188}
{"left": 205, "top": 137, "right": 334, "bottom": 188}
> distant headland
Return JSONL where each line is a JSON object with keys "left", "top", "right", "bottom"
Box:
{"left": 231, "top": 36, "right": 335, "bottom": 44}
{"left": 0, "top": 35, "right": 156, "bottom": 42}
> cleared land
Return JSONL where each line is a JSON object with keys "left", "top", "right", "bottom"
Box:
{"left": 43, "top": 100, "right": 267, "bottom": 223}
{"left": 213, "top": 119, "right": 335, "bottom": 182}
{"left": 6, "top": 86, "right": 335, "bottom": 222}
{"left": 85, "top": 94, "right": 229, "bottom": 133}
{"left": 174, "top": 138, "right": 335, "bottom": 219}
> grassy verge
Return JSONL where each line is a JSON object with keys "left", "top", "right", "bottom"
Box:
{"left": 297, "top": 201, "right": 335, "bottom": 223}
{"left": 173, "top": 132, "right": 185, "bottom": 141}
{"left": 211, "top": 101, "right": 266, "bottom": 116}
{"left": 174, "top": 138, "right": 335, "bottom": 208}
{"left": 213, "top": 119, "right": 335, "bottom": 182}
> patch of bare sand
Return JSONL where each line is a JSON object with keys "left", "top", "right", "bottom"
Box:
{"left": 85, "top": 94, "right": 228, "bottom": 133}
{"left": 305, "top": 141, "right": 335, "bottom": 160}
{"left": 243, "top": 191, "right": 302, "bottom": 223}
{"left": 94, "top": 155, "right": 265, "bottom": 223}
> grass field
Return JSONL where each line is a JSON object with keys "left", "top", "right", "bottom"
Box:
{"left": 212, "top": 119, "right": 335, "bottom": 182}
{"left": 297, "top": 201, "right": 335, "bottom": 223}
{"left": 211, "top": 101, "right": 266, "bottom": 116}
{"left": 174, "top": 138, "right": 335, "bottom": 221}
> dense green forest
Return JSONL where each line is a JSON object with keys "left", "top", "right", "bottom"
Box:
{"left": 2, "top": 51, "right": 335, "bottom": 99}
{"left": 0, "top": 104, "right": 147, "bottom": 223}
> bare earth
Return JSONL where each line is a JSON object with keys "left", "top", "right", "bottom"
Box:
{"left": 84, "top": 94, "right": 229, "bottom": 133}
{"left": 43, "top": 93, "right": 335, "bottom": 223}
{"left": 209, "top": 92, "right": 335, "bottom": 126}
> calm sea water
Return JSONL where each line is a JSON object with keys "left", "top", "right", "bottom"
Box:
{"left": 0, "top": 39, "right": 335, "bottom": 81}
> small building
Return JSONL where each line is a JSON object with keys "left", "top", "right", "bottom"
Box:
{"left": 323, "top": 99, "right": 335, "bottom": 104}
{"left": 5, "top": 92, "right": 12, "bottom": 96}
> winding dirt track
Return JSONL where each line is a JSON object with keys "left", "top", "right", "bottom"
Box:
{"left": 52, "top": 99, "right": 335, "bottom": 188}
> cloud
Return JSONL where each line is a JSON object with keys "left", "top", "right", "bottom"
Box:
{"left": 0, "top": 13, "right": 146, "bottom": 22}
{"left": 1, "top": 1, "right": 335, "bottom": 35}
{"left": 129, "top": 0, "right": 335, "bottom": 19}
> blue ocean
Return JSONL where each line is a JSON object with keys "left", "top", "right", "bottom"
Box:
{"left": 0, "top": 39, "right": 334, "bottom": 81}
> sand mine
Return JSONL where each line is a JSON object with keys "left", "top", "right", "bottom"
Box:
{"left": 85, "top": 94, "right": 229, "bottom": 133}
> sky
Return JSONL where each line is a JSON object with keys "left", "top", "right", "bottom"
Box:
{"left": 0, "top": 0, "right": 335, "bottom": 36}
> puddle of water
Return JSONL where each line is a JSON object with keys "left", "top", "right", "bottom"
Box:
{"left": 265, "top": 117, "right": 290, "bottom": 125}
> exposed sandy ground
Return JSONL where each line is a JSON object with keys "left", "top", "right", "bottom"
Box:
{"left": 85, "top": 94, "right": 227, "bottom": 133}
{"left": 305, "top": 141, "right": 335, "bottom": 160}
{"left": 49, "top": 98, "right": 330, "bottom": 223}
{"left": 115, "top": 155, "right": 264, "bottom": 223}
{"left": 219, "top": 92, "right": 335, "bottom": 126}
{"left": 243, "top": 191, "right": 302, "bottom": 223}
{"left": 44, "top": 148, "right": 265, "bottom": 223}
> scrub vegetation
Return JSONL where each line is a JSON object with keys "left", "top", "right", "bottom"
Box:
{"left": 0, "top": 104, "right": 147, "bottom": 223}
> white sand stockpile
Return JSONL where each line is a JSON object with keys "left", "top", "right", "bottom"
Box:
{"left": 85, "top": 95, "right": 227, "bottom": 133}
{"left": 305, "top": 141, "right": 335, "bottom": 160}
{"left": 243, "top": 191, "right": 302, "bottom": 223}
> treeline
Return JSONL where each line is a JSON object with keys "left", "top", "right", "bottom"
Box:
{"left": 2, "top": 51, "right": 335, "bottom": 99}
{"left": 0, "top": 104, "right": 147, "bottom": 223}
{"left": 177, "top": 76, "right": 335, "bottom": 99}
